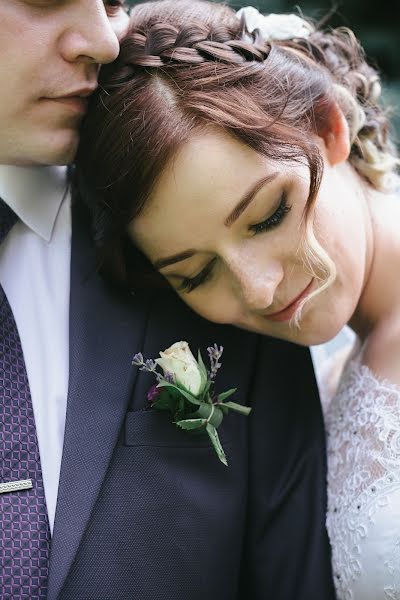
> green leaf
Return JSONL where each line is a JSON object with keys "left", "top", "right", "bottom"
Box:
{"left": 176, "top": 418, "right": 207, "bottom": 431}
{"left": 197, "top": 350, "right": 209, "bottom": 395}
{"left": 223, "top": 401, "right": 252, "bottom": 416}
{"left": 178, "top": 396, "right": 185, "bottom": 413}
{"left": 206, "top": 424, "right": 228, "bottom": 466}
{"left": 157, "top": 380, "right": 202, "bottom": 406}
{"left": 174, "top": 407, "right": 186, "bottom": 422}
{"left": 202, "top": 381, "right": 213, "bottom": 396}
{"left": 217, "top": 388, "right": 237, "bottom": 403}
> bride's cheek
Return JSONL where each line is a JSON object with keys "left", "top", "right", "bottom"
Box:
{"left": 181, "top": 294, "right": 224, "bottom": 323}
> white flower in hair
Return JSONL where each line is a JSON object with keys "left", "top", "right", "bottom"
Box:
{"left": 236, "top": 6, "right": 314, "bottom": 41}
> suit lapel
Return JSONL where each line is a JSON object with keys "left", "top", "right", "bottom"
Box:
{"left": 47, "top": 202, "right": 148, "bottom": 600}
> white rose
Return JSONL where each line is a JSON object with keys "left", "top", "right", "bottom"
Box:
{"left": 236, "top": 7, "right": 313, "bottom": 41}
{"left": 156, "top": 341, "right": 203, "bottom": 396}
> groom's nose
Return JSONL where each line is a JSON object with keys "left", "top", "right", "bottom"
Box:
{"left": 58, "top": 0, "right": 124, "bottom": 66}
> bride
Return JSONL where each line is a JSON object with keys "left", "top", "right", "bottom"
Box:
{"left": 76, "top": 1, "right": 400, "bottom": 598}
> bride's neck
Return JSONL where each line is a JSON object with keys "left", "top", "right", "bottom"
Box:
{"left": 349, "top": 185, "right": 400, "bottom": 342}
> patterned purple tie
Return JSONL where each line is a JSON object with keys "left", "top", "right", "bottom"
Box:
{"left": 0, "top": 199, "right": 50, "bottom": 599}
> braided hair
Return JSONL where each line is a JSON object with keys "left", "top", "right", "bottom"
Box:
{"left": 76, "top": 0, "right": 399, "bottom": 290}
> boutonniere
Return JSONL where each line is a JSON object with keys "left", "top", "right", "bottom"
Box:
{"left": 132, "top": 341, "right": 251, "bottom": 466}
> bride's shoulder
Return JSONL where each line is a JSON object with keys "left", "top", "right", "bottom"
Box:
{"left": 362, "top": 317, "right": 400, "bottom": 388}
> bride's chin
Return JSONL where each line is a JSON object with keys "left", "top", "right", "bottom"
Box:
{"left": 231, "top": 313, "right": 350, "bottom": 346}
{"left": 293, "top": 321, "right": 351, "bottom": 347}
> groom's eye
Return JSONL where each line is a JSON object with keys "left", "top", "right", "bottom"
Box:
{"left": 104, "top": 0, "right": 126, "bottom": 10}
{"left": 176, "top": 258, "right": 217, "bottom": 294}
{"left": 104, "top": 0, "right": 125, "bottom": 5}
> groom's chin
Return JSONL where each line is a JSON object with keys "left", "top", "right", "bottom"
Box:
{"left": 22, "top": 128, "right": 80, "bottom": 167}
{"left": 44, "top": 129, "right": 80, "bottom": 166}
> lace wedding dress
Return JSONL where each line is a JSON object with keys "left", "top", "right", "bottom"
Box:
{"left": 325, "top": 346, "right": 400, "bottom": 600}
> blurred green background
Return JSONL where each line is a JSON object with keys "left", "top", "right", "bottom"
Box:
{"left": 128, "top": 0, "right": 400, "bottom": 140}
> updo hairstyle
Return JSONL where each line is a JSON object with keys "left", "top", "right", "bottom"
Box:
{"left": 76, "top": 0, "right": 399, "bottom": 293}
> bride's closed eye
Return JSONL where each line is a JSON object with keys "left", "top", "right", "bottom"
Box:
{"left": 177, "top": 258, "right": 217, "bottom": 293}
{"left": 177, "top": 194, "right": 292, "bottom": 294}
{"left": 249, "top": 193, "right": 291, "bottom": 234}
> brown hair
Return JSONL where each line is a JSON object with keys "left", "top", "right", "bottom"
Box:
{"left": 75, "top": 0, "right": 398, "bottom": 291}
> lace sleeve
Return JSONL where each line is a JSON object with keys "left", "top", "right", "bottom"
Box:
{"left": 326, "top": 362, "right": 400, "bottom": 503}
{"left": 325, "top": 360, "right": 400, "bottom": 599}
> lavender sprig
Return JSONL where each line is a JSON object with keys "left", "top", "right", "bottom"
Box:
{"left": 207, "top": 344, "right": 224, "bottom": 379}
{"left": 132, "top": 353, "right": 163, "bottom": 382}
{"left": 132, "top": 353, "right": 175, "bottom": 384}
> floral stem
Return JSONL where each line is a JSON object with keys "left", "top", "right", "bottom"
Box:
{"left": 206, "top": 403, "right": 215, "bottom": 424}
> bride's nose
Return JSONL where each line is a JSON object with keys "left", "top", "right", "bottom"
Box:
{"left": 229, "top": 257, "right": 284, "bottom": 312}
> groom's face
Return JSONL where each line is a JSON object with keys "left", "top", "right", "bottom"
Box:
{"left": 0, "top": 0, "right": 129, "bottom": 166}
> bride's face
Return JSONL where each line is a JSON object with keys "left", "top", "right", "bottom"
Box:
{"left": 129, "top": 129, "right": 370, "bottom": 345}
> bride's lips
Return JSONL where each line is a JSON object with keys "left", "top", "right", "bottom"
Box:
{"left": 263, "top": 279, "right": 314, "bottom": 323}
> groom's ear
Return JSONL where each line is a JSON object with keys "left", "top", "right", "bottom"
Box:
{"left": 317, "top": 101, "right": 351, "bottom": 166}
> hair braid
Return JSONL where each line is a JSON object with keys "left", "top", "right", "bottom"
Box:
{"left": 106, "top": 21, "right": 271, "bottom": 87}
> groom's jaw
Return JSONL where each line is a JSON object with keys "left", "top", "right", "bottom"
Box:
{"left": 0, "top": 0, "right": 128, "bottom": 166}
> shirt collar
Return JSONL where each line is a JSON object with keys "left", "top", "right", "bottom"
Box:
{"left": 0, "top": 165, "right": 68, "bottom": 242}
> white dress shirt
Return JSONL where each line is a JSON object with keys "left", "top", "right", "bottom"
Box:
{"left": 0, "top": 165, "right": 71, "bottom": 534}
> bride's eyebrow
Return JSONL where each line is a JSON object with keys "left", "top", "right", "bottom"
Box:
{"left": 154, "top": 249, "right": 196, "bottom": 270}
{"left": 153, "top": 171, "right": 279, "bottom": 270}
{"left": 224, "top": 171, "right": 278, "bottom": 226}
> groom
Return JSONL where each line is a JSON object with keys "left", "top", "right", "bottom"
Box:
{"left": 0, "top": 1, "right": 335, "bottom": 599}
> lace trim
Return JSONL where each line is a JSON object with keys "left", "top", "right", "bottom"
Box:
{"left": 325, "top": 358, "right": 400, "bottom": 599}
{"left": 383, "top": 536, "right": 400, "bottom": 599}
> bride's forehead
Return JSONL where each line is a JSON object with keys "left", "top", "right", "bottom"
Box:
{"left": 145, "top": 131, "right": 275, "bottom": 212}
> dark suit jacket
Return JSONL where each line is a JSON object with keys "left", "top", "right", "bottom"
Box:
{"left": 46, "top": 202, "right": 335, "bottom": 599}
